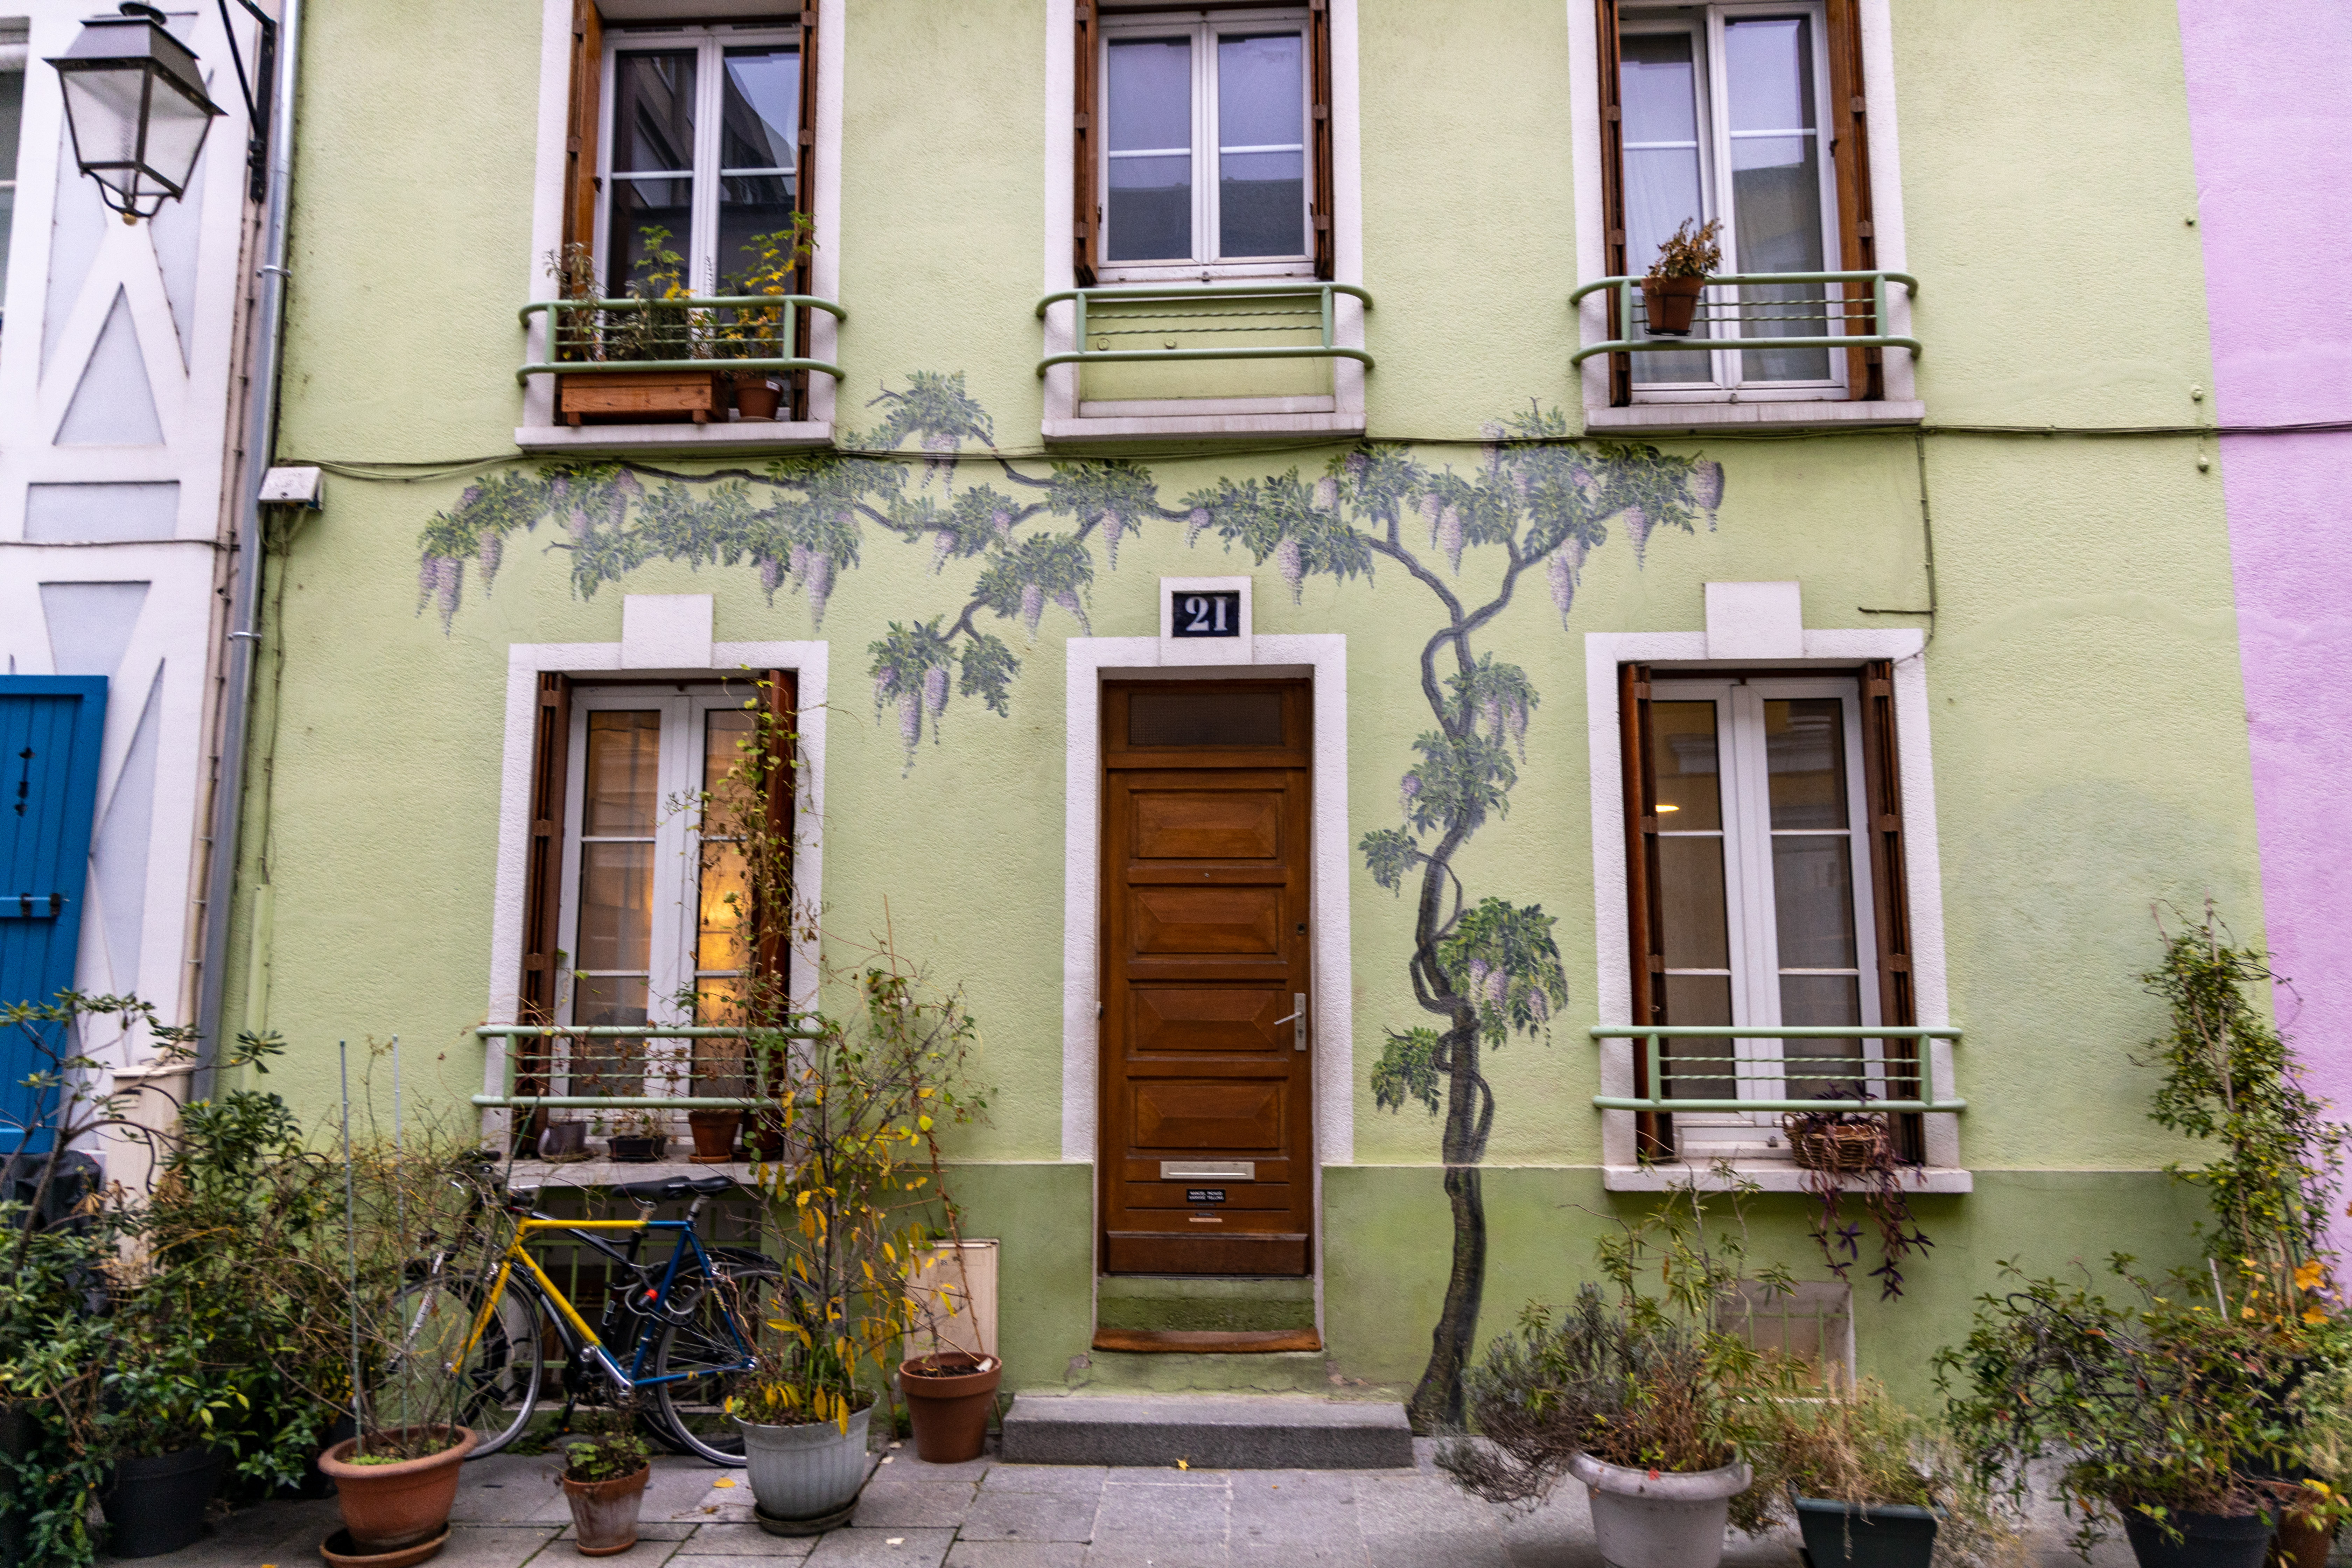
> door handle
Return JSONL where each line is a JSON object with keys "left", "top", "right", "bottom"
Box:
{"left": 1269, "top": 992, "right": 1308, "bottom": 1051}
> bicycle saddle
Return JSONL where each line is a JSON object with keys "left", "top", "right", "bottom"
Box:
{"left": 614, "top": 1173, "right": 737, "bottom": 1202}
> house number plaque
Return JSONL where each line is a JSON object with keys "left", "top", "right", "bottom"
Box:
{"left": 1170, "top": 589, "right": 1242, "bottom": 638}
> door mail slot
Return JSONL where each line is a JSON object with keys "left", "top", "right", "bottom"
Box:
{"left": 1159, "top": 1160, "right": 1254, "bottom": 1182}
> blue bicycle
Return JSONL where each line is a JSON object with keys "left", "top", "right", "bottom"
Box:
{"left": 392, "top": 1171, "right": 775, "bottom": 1464}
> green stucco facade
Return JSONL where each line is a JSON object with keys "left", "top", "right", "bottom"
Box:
{"left": 239, "top": 0, "right": 2254, "bottom": 1418}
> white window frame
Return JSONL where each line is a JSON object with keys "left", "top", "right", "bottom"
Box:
{"left": 1648, "top": 674, "right": 1882, "bottom": 1159}
{"left": 598, "top": 22, "right": 803, "bottom": 297}
{"left": 0, "top": 41, "right": 20, "bottom": 327}
{"left": 552, "top": 681, "right": 754, "bottom": 1101}
{"left": 1619, "top": 2, "right": 1844, "bottom": 401}
{"left": 1096, "top": 6, "right": 1314, "bottom": 284}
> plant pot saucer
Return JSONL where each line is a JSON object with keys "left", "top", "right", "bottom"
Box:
{"left": 754, "top": 1497, "right": 859, "bottom": 1537}
{"left": 320, "top": 1526, "right": 448, "bottom": 1568}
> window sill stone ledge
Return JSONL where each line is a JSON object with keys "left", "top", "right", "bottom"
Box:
{"left": 502, "top": 1157, "right": 757, "bottom": 1191}
{"left": 1043, "top": 409, "right": 1368, "bottom": 444}
{"left": 514, "top": 420, "right": 835, "bottom": 457}
{"left": 1602, "top": 1160, "right": 1972, "bottom": 1195}
{"left": 1582, "top": 400, "right": 1925, "bottom": 436}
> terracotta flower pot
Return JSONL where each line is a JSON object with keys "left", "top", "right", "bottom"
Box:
{"left": 899, "top": 1353, "right": 1001, "bottom": 1464}
{"left": 687, "top": 1111, "right": 743, "bottom": 1164}
{"left": 562, "top": 1463, "right": 651, "bottom": 1556}
{"left": 732, "top": 374, "right": 785, "bottom": 421}
{"left": 1641, "top": 275, "right": 1705, "bottom": 336}
{"left": 317, "top": 1427, "right": 477, "bottom": 1554}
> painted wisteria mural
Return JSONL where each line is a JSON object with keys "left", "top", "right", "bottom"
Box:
{"left": 415, "top": 377, "right": 1722, "bottom": 1423}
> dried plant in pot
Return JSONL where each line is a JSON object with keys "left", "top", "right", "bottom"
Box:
{"left": 1440, "top": 1177, "right": 1792, "bottom": 1568}
{"left": 603, "top": 1107, "right": 668, "bottom": 1164}
{"left": 546, "top": 226, "right": 724, "bottom": 427}
{"left": 556, "top": 1409, "right": 653, "bottom": 1557}
{"left": 1749, "top": 1381, "right": 2023, "bottom": 1568}
{"left": 1641, "top": 217, "right": 1721, "bottom": 336}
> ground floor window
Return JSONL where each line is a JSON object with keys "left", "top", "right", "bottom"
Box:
{"left": 1623, "top": 662, "right": 1917, "bottom": 1161}
{"left": 555, "top": 680, "right": 758, "bottom": 1102}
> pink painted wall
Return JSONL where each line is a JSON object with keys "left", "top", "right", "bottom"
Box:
{"left": 2175, "top": 4, "right": 2352, "bottom": 1106}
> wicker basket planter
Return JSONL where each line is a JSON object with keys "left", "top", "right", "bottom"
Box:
{"left": 1785, "top": 1117, "right": 1889, "bottom": 1173}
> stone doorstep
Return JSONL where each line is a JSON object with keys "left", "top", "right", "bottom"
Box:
{"left": 999, "top": 1394, "right": 1414, "bottom": 1471}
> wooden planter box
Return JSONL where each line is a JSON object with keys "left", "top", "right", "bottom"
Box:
{"left": 557, "top": 369, "right": 723, "bottom": 426}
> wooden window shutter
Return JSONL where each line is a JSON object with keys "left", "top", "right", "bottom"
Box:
{"left": 1618, "top": 661, "right": 1669, "bottom": 1160}
{"left": 754, "top": 670, "right": 799, "bottom": 996}
{"left": 1823, "top": 0, "right": 1881, "bottom": 401}
{"left": 1594, "top": 0, "right": 1631, "bottom": 407}
{"left": 1073, "top": 3, "right": 1099, "bottom": 286}
{"left": 1856, "top": 659, "right": 1920, "bottom": 1161}
{"left": 562, "top": 0, "right": 602, "bottom": 253}
{"left": 517, "top": 671, "right": 573, "bottom": 1129}
{"left": 1308, "top": 0, "right": 1334, "bottom": 281}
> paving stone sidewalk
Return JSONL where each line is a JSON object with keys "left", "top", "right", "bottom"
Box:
{"left": 121, "top": 1440, "right": 2139, "bottom": 1568}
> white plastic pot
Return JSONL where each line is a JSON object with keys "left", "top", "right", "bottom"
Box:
{"left": 1570, "top": 1451, "right": 1752, "bottom": 1568}
{"left": 736, "top": 1407, "right": 871, "bottom": 1523}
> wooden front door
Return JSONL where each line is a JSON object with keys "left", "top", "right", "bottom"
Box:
{"left": 1100, "top": 680, "right": 1314, "bottom": 1276}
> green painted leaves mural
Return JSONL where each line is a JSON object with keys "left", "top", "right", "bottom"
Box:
{"left": 415, "top": 376, "right": 1722, "bottom": 1424}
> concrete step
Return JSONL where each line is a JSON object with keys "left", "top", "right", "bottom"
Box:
{"left": 1000, "top": 1392, "right": 1415, "bottom": 1470}
{"left": 1096, "top": 1274, "right": 1317, "bottom": 1334}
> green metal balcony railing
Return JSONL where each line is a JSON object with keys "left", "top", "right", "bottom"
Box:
{"left": 516, "top": 295, "right": 847, "bottom": 385}
{"left": 1587, "top": 1024, "right": 1965, "bottom": 1115}
{"left": 472, "top": 1023, "right": 822, "bottom": 1112}
{"left": 1568, "top": 271, "right": 1919, "bottom": 366}
{"left": 1035, "top": 282, "right": 1373, "bottom": 376}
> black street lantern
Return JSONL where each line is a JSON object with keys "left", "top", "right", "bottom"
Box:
{"left": 48, "top": 3, "right": 224, "bottom": 221}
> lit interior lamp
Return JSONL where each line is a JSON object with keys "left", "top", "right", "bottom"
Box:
{"left": 1656, "top": 804, "right": 1680, "bottom": 813}
{"left": 49, "top": 3, "right": 223, "bottom": 222}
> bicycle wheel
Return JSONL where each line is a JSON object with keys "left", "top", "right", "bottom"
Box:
{"left": 385, "top": 1274, "right": 545, "bottom": 1458}
{"left": 648, "top": 1267, "right": 775, "bottom": 1464}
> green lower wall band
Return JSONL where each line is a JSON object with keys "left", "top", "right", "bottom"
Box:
{"left": 945, "top": 1163, "right": 2205, "bottom": 1412}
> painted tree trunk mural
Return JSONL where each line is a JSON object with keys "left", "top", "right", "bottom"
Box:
{"left": 413, "top": 378, "right": 1721, "bottom": 1428}
{"left": 1181, "top": 411, "right": 1720, "bottom": 1428}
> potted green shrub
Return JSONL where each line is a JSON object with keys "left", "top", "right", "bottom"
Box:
{"left": 1439, "top": 1180, "right": 1784, "bottom": 1568}
{"left": 1938, "top": 1262, "right": 2297, "bottom": 1568}
{"left": 1, "top": 995, "right": 344, "bottom": 1567}
{"left": 1641, "top": 217, "right": 1720, "bottom": 336}
{"left": 557, "top": 1409, "right": 652, "bottom": 1557}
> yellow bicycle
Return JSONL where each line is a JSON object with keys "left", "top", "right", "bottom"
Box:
{"left": 392, "top": 1170, "right": 774, "bottom": 1465}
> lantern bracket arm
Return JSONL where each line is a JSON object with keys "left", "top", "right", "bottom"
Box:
{"left": 212, "top": 0, "right": 276, "bottom": 203}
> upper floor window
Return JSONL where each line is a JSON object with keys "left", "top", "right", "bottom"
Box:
{"left": 1597, "top": 0, "right": 1885, "bottom": 405}
{"left": 1077, "top": 4, "right": 1332, "bottom": 287}
{"left": 600, "top": 24, "right": 801, "bottom": 297}
{"left": 1, "top": 21, "right": 24, "bottom": 328}
{"left": 1099, "top": 10, "right": 1310, "bottom": 279}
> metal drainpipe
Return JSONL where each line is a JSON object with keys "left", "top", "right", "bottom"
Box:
{"left": 194, "top": 0, "right": 302, "bottom": 1099}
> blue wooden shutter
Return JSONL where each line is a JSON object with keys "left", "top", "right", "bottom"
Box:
{"left": 1, "top": 677, "right": 108, "bottom": 1155}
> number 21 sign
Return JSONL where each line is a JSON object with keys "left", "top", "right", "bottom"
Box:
{"left": 1170, "top": 589, "right": 1242, "bottom": 638}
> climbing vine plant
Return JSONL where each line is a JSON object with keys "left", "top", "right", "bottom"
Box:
{"left": 416, "top": 380, "right": 1721, "bottom": 1424}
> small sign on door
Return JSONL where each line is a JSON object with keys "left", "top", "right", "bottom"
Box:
{"left": 1185, "top": 1188, "right": 1227, "bottom": 1204}
{"left": 1170, "top": 589, "right": 1242, "bottom": 639}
